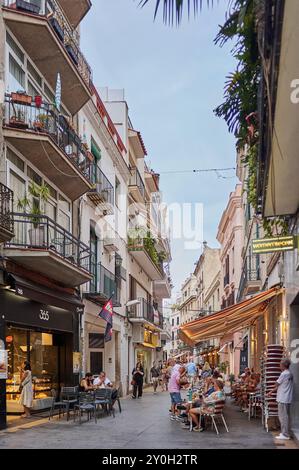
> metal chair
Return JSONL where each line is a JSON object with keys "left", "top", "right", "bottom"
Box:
{"left": 94, "top": 389, "right": 111, "bottom": 418}
{"left": 61, "top": 386, "right": 79, "bottom": 421}
{"left": 74, "top": 392, "right": 97, "bottom": 424}
{"left": 248, "top": 392, "right": 263, "bottom": 423}
{"left": 48, "top": 389, "right": 68, "bottom": 420}
{"left": 114, "top": 386, "right": 122, "bottom": 413}
{"left": 199, "top": 400, "right": 229, "bottom": 435}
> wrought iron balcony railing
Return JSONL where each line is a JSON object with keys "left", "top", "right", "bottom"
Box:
{"left": 6, "top": 212, "right": 91, "bottom": 271}
{"left": 90, "top": 164, "right": 114, "bottom": 206}
{"left": 0, "top": 183, "right": 14, "bottom": 239}
{"left": 0, "top": 183, "right": 14, "bottom": 233}
{"left": 128, "top": 298, "right": 164, "bottom": 329}
{"left": 4, "top": 94, "right": 93, "bottom": 182}
{"left": 237, "top": 254, "right": 261, "bottom": 302}
{"left": 88, "top": 263, "right": 120, "bottom": 306}
{"left": 129, "top": 167, "right": 145, "bottom": 198}
{"left": 3, "top": 0, "right": 92, "bottom": 89}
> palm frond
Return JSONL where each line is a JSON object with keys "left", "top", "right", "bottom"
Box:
{"left": 138, "top": 0, "right": 219, "bottom": 25}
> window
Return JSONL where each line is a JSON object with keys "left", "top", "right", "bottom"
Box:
{"left": 7, "top": 148, "right": 24, "bottom": 172}
{"left": 28, "top": 80, "right": 39, "bottom": 99}
{"left": 177, "top": 316, "right": 179, "bottom": 325}
{"left": 44, "top": 83, "right": 55, "bottom": 104}
{"left": 7, "top": 32, "right": 24, "bottom": 63}
{"left": 9, "top": 170, "right": 25, "bottom": 211}
{"left": 27, "top": 166, "right": 42, "bottom": 186}
{"left": 9, "top": 54, "right": 25, "bottom": 89}
{"left": 89, "top": 333, "right": 105, "bottom": 349}
{"left": 172, "top": 318, "right": 174, "bottom": 326}
{"left": 91, "top": 137, "right": 101, "bottom": 162}
{"left": 27, "top": 60, "right": 42, "bottom": 88}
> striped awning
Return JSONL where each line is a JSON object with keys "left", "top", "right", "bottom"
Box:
{"left": 178, "top": 287, "right": 284, "bottom": 347}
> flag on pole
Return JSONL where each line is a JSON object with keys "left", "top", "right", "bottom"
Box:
{"left": 99, "top": 297, "right": 113, "bottom": 343}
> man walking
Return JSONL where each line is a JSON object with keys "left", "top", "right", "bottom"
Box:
{"left": 267, "top": 358, "right": 294, "bottom": 440}
{"left": 150, "top": 362, "right": 160, "bottom": 394}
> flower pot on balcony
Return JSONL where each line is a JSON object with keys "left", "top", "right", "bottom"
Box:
{"left": 9, "top": 116, "right": 28, "bottom": 129}
{"left": 16, "top": 0, "right": 40, "bottom": 15}
{"left": 11, "top": 92, "right": 32, "bottom": 105}
{"left": 49, "top": 17, "right": 65, "bottom": 42}
{"left": 28, "top": 226, "right": 45, "bottom": 247}
{"left": 65, "top": 44, "right": 79, "bottom": 66}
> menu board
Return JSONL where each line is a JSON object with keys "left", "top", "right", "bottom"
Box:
{"left": 0, "top": 350, "right": 8, "bottom": 379}
{"left": 73, "top": 352, "right": 81, "bottom": 374}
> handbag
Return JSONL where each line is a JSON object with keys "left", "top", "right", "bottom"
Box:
{"left": 131, "top": 379, "right": 136, "bottom": 386}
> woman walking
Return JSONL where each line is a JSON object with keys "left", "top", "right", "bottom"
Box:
{"left": 132, "top": 361, "right": 144, "bottom": 399}
{"left": 19, "top": 361, "right": 33, "bottom": 418}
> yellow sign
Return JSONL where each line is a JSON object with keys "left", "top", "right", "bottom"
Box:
{"left": 252, "top": 236, "right": 295, "bottom": 254}
{"left": 73, "top": 352, "right": 81, "bottom": 374}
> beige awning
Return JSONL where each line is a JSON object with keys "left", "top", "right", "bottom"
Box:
{"left": 179, "top": 287, "right": 284, "bottom": 346}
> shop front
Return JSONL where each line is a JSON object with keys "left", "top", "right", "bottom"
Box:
{"left": 133, "top": 325, "right": 161, "bottom": 384}
{"left": 0, "top": 274, "right": 84, "bottom": 429}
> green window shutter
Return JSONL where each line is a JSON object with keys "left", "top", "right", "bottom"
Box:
{"left": 91, "top": 138, "right": 101, "bottom": 162}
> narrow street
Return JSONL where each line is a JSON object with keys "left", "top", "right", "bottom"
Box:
{"left": 0, "top": 389, "right": 292, "bottom": 450}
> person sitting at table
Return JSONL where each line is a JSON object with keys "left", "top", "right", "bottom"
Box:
{"left": 188, "top": 379, "right": 225, "bottom": 432}
{"left": 93, "top": 371, "right": 113, "bottom": 388}
{"left": 80, "top": 372, "right": 94, "bottom": 391}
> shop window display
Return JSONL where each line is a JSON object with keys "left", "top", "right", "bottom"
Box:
{"left": 6, "top": 327, "right": 61, "bottom": 414}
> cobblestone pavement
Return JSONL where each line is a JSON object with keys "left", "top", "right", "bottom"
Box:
{"left": 0, "top": 389, "right": 296, "bottom": 449}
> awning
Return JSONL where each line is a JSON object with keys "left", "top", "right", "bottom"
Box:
{"left": 4, "top": 273, "right": 84, "bottom": 314}
{"left": 179, "top": 287, "right": 284, "bottom": 347}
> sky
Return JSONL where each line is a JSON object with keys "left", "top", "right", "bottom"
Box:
{"left": 81, "top": 0, "right": 238, "bottom": 302}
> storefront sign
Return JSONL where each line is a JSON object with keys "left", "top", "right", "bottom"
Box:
{"left": 73, "top": 352, "right": 81, "bottom": 374}
{"left": 252, "top": 236, "right": 296, "bottom": 254}
{"left": 0, "top": 350, "right": 8, "bottom": 379}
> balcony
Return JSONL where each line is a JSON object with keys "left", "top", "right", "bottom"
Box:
{"left": 0, "top": 183, "right": 14, "bottom": 243}
{"left": 5, "top": 213, "right": 92, "bottom": 287}
{"left": 4, "top": 94, "right": 93, "bottom": 200}
{"left": 57, "top": 0, "right": 91, "bottom": 28}
{"left": 84, "top": 263, "right": 121, "bottom": 307}
{"left": 128, "top": 167, "right": 145, "bottom": 203}
{"left": 87, "top": 165, "right": 114, "bottom": 215}
{"left": 153, "top": 275, "right": 172, "bottom": 299}
{"left": 237, "top": 255, "right": 261, "bottom": 301}
{"left": 128, "top": 237, "right": 164, "bottom": 281}
{"left": 128, "top": 298, "right": 164, "bottom": 330}
{"left": 2, "top": 0, "right": 92, "bottom": 114}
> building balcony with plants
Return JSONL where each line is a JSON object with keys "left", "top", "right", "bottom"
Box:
{"left": 128, "top": 297, "right": 164, "bottom": 330}
{"left": 128, "top": 228, "right": 164, "bottom": 281}
{"left": 2, "top": 0, "right": 92, "bottom": 114}
{"left": 5, "top": 182, "right": 91, "bottom": 287}
{"left": 4, "top": 92, "right": 93, "bottom": 201}
{"left": 237, "top": 254, "right": 261, "bottom": 302}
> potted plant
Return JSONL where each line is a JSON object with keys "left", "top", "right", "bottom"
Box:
{"left": 49, "top": 16, "right": 65, "bottom": 43}
{"left": 65, "top": 42, "right": 79, "bottom": 66}
{"left": 17, "top": 182, "right": 50, "bottom": 247}
{"left": 33, "top": 113, "right": 48, "bottom": 131}
{"left": 9, "top": 109, "right": 28, "bottom": 129}
{"left": 11, "top": 91, "right": 32, "bottom": 105}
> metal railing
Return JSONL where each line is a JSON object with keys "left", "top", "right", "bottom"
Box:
{"left": 3, "top": 0, "right": 92, "bottom": 89}
{"left": 90, "top": 165, "right": 114, "bottom": 205}
{"left": 0, "top": 183, "right": 14, "bottom": 235}
{"left": 237, "top": 254, "right": 261, "bottom": 301}
{"left": 128, "top": 298, "right": 163, "bottom": 329}
{"left": 6, "top": 213, "right": 91, "bottom": 271}
{"left": 4, "top": 94, "right": 93, "bottom": 182}
{"left": 88, "top": 263, "right": 120, "bottom": 305}
{"left": 129, "top": 167, "right": 145, "bottom": 198}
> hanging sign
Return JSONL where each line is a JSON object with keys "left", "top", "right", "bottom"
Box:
{"left": 0, "top": 350, "right": 8, "bottom": 379}
{"left": 252, "top": 236, "right": 296, "bottom": 254}
{"left": 73, "top": 352, "right": 81, "bottom": 374}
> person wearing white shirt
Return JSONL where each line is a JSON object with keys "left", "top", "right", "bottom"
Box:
{"left": 93, "top": 371, "right": 113, "bottom": 389}
{"left": 267, "top": 358, "right": 294, "bottom": 440}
